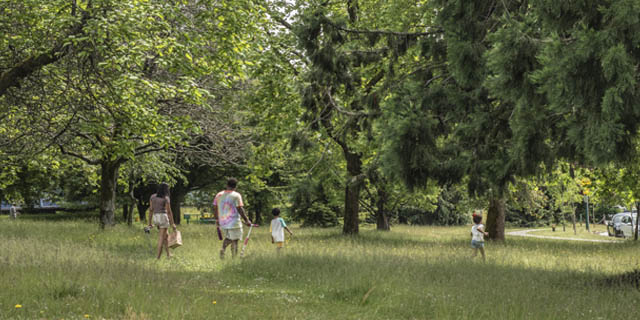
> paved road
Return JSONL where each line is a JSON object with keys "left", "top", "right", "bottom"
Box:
{"left": 506, "top": 229, "right": 621, "bottom": 243}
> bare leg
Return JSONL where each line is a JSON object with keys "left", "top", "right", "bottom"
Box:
{"left": 231, "top": 240, "right": 239, "bottom": 258}
{"left": 157, "top": 228, "right": 167, "bottom": 259}
{"left": 164, "top": 232, "right": 172, "bottom": 258}
{"left": 479, "top": 247, "right": 486, "bottom": 262}
{"left": 221, "top": 238, "right": 232, "bottom": 259}
{"left": 471, "top": 248, "right": 478, "bottom": 259}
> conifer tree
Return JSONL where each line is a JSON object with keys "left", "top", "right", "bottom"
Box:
{"left": 293, "top": 1, "right": 436, "bottom": 234}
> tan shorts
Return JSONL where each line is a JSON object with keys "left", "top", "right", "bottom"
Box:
{"left": 222, "top": 228, "right": 243, "bottom": 240}
{"left": 153, "top": 213, "right": 170, "bottom": 228}
{"left": 276, "top": 242, "right": 284, "bottom": 248}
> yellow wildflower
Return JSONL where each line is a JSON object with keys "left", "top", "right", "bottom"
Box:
{"left": 15, "top": 304, "right": 22, "bottom": 309}
{"left": 212, "top": 300, "right": 217, "bottom": 305}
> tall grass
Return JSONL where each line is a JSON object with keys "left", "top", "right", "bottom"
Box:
{"left": 1, "top": 216, "right": 639, "bottom": 319}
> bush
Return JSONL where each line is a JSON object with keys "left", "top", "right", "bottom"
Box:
{"left": 393, "top": 205, "right": 468, "bottom": 226}
{"left": 296, "top": 202, "right": 339, "bottom": 228}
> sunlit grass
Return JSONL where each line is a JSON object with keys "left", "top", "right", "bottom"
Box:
{"left": 1, "top": 216, "right": 640, "bottom": 319}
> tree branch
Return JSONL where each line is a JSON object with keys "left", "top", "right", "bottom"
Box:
{"left": 58, "top": 144, "right": 100, "bottom": 165}
{"left": 328, "top": 22, "right": 443, "bottom": 37}
{"left": 0, "top": 7, "right": 91, "bottom": 97}
{"left": 325, "top": 89, "right": 380, "bottom": 117}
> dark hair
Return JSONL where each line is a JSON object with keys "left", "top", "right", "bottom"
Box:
{"left": 472, "top": 215, "right": 482, "bottom": 224}
{"left": 227, "top": 178, "right": 238, "bottom": 189}
{"left": 272, "top": 208, "right": 280, "bottom": 216}
{"left": 157, "top": 183, "right": 170, "bottom": 198}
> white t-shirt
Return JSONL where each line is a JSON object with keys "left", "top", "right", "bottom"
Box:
{"left": 471, "top": 224, "right": 485, "bottom": 242}
{"left": 270, "top": 217, "right": 287, "bottom": 242}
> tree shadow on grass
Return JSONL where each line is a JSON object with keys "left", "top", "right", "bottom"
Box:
{"left": 293, "top": 227, "right": 629, "bottom": 254}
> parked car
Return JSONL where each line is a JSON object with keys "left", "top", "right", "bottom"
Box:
{"left": 608, "top": 212, "right": 637, "bottom": 237}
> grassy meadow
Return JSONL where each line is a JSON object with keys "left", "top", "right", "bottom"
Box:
{"left": 1, "top": 214, "right": 640, "bottom": 319}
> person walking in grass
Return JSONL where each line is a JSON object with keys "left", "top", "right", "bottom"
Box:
{"left": 214, "top": 178, "right": 252, "bottom": 259}
{"left": 9, "top": 204, "right": 18, "bottom": 219}
{"left": 147, "top": 183, "right": 177, "bottom": 259}
{"left": 270, "top": 208, "right": 293, "bottom": 253}
{"left": 471, "top": 212, "right": 489, "bottom": 261}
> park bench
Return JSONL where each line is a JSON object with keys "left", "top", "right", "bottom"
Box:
{"left": 182, "top": 213, "right": 216, "bottom": 224}
{"left": 199, "top": 216, "right": 217, "bottom": 224}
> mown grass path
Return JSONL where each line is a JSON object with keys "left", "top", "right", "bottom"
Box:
{"left": 507, "top": 229, "right": 621, "bottom": 243}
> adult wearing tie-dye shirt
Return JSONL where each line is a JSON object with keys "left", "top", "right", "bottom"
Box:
{"left": 214, "top": 178, "right": 252, "bottom": 259}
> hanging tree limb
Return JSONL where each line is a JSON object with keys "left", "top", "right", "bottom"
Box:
{"left": 0, "top": 3, "right": 92, "bottom": 97}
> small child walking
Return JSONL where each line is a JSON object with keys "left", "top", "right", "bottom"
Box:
{"left": 471, "top": 212, "right": 489, "bottom": 261}
{"left": 270, "top": 208, "right": 293, "bottom": 253}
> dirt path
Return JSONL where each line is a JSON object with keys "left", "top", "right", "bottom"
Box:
{"left": 506, "top": 229, "right": 621, "bottom": 243}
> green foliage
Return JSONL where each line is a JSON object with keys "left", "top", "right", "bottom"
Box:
{"left": 393, "top": 185, "right": 470, "bottom": 226}
{"left": 290, "top": 178, "right": 340, "bottom": 227}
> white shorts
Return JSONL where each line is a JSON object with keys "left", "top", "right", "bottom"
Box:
{"left": 153, "top": 213, "right": 170, "bottom": 228}
{"left": 222, "top": 227, "right": 243, "bottom": 240}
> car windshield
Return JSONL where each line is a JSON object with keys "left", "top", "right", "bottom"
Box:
{"left": 613, "top": 216, "right": 623, "bottom": 223}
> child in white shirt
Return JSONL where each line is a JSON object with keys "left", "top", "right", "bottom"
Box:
{"left": 471, "top": 212, "right": 489, "bottom": 261}
{"left": 270, "top": 208, "right": 293, "bottom": 253}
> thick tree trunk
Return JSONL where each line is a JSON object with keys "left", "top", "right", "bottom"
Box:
{"left": 134, "top": 183, "right": 155, "bottom": 224}
{"left": 343, "top": 151, "right": 363, "bottom": 235}
{"left": 123, "top": 204, "right": 129, "bottom": 223}
{"left": 99, "top": 160, "right": 120, "bottom": 228}
{"left": 485, "top": 196, "right": 505, "bottom": 240}
{"left": 376, "top": 187, "right": 390, "bottom": 231}
{"left": 137, "top": 201, "right": 147, "bottom": 223}
{"left": 344, "top": 179, "right": 361, "bottom": 235}
{"left": 127, "top": 179, "right": 135, "bottom": 226}
{"left": 169, "top": 192, "right": 185, "bottom": 225}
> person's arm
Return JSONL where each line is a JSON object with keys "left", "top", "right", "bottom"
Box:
{"left": 478, "top": 225, "right": 488, "bottom": 236}
{"left": 270, "top": 221, "right": 274, "bottom": 242}
{"left": 213, "top": 201, "right": 219, "bottom": 226}
{"left": 237, "top": 207, "right": 252, "bottom": 226}
{"left": 284, "top": 226, "right": 293, "bottom": 236}
{"left": 165, "top": 199, "right": 176, "bottom": 230}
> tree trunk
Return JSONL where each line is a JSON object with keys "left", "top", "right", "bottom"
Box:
{"left": 343, "top": 151, "right": 363, "bottom": 235}
{"left": 254, "top": 205, "right": 263, "bottom": 226}
{"left": 485, "top": 196, "right": 505, "bottom": 240}
{"left": 169, "top": 192, "right": 185, "bottom": 225}
{"left": 123, "top": 204, "right": 129, "bottom": 223}
{"left": 135, "top": 183, "right": 155, "bottom": 224}
{"left": 571, "top": 207, "right": 577, "bottom": 235}
{"left": 375, "top": 187, "right": 390, "bottom": 231}
{"left": 137, "top": 201, "right": 147, "bottom": 223}
{"left": 99, "top": 160, "right": 120, "bottom": 228}
{"left": 127, "top": 179, "right": 135, "bottom": 226}
{"left": 344, "top": 179, "right": 361, "bottom": 234}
